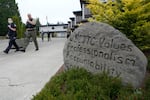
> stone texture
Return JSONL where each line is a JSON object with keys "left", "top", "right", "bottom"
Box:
{"left": 63, "top": 22, "right": 147, "bottom": 88}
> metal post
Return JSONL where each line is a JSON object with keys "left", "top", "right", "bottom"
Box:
{"left": 82, "top": 3, "right": 85, "bottom": 20}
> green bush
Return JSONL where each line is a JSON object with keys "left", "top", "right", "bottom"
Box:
{"left": 32, "top": 68, "right": 144, "bottom": 100}
{"left": 142, "top": 76, "right": 150, "bottom": 99}
{"left": 88, "top": 0, "right": 150, "bottom": 50}
{"left": 12, "top": 15, "right": 25, "bottom": 38}
{"left": 146, "top": 56, "right": 150, "bottom": 71}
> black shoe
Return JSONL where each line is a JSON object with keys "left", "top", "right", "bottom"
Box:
{"left": 20, "top": 49, "right": 25, "bottom": 52}
{"left": 15, "top": 49, "right": 19, "bottom": 52}
{"left": 3, "top": 51, "right": 8, "bottom": 54}
{"left": 35, "top": 48, "right": 39, "bottom": 51}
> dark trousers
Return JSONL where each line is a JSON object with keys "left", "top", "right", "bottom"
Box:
{"left": 5, "top": 37, "right": 19, "bottom": 53}
{"left": 47, "top": 33, "right": 51, "bottom": 41}
{"left": 41, "top": 33, "right": 44, "bottom": 42}
{"left": 23, "top": 30, "right": 39, "bottom": 50}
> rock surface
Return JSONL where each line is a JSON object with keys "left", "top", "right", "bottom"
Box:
{"left": 63, "top": 22, "right": 147, "bottom": 88}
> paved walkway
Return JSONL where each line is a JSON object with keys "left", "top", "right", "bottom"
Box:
{"left": 0, "top": 38, "right": 66, "bottom": 100}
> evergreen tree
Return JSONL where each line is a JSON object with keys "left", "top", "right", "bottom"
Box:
{"left": 12, "top": 15, "right": 25, "bottom": 38}
{"left": 36, "top": 18, "right": 41, "bottom": 31}
{"left": 0, "top": 0, "right": 21, "bottom": 36}
{"left": 35, "top": 18, "right": 41, "bottom": 36}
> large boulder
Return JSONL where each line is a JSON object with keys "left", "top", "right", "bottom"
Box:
{"left": 63, "top": 22, "right": 147, "bottom": 88}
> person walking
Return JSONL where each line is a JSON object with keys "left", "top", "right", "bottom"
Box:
{"left": 47, "top": 32, "right": 51, "bottom": 42}
{"left": 20, "top": 14, "right": 39, "bottom": 52}
{"left": 3, "top": 18, "right": 19, "bottom": 54}
{"left": 41, "top": 31, "right": 44, "bottom": 42}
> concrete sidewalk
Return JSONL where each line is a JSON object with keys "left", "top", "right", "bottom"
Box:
{"left": 0, "top": 38, "right": 66, "bottom": 100}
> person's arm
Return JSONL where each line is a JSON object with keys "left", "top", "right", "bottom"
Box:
{"left": 8, "top": 25, "right": 16, "bottom": 31}
{"left": 27, "top": 19, "right": 36, "bottom": 25}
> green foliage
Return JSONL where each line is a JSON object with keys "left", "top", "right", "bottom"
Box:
{"left": 87, "top": 0, "right": 150, "bottom": 50}
{"left": 144, "top": 77, "right": 150, "bottom": 99}
{"left": 0, "top": 0, "right": 21, "bottom": 36}
{"left": 12, "top": 15, "right": 25, "bottom": 38}
{"left": 35, "top": 18, "right": 41, "bottom": 36}
{"left": 36, "top": 18, "right": 41, "bottom": 31}
{"left": 146, "top": 55, "right": 150, "bottom": 71}
{"left": 32, "top": 68, "right": 144, "bottom": 100}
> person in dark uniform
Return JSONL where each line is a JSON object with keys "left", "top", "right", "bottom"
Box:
{"left": 41, "top": 31, "right": 44, "bottom": 42}
{"left": 20, "top": 14, "right": 39, "bottom": 52}
{"left": 47, "top": 32, "right": 51, "bottom": 41}
{"left": 3, "top": 18, "right": 19, "bottom": 54}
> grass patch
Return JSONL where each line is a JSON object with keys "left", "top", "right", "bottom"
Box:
{"left": 32, "top": 68, "right": 147, "bottom": 100}
{"left": 33, "top": 52, "right": 150, "bottom": 100}
{"left": 146, "top": 55, "right": 150, "bottom": 71}
{"left": 143, "top": 77, "right": 150, "bottom": 99}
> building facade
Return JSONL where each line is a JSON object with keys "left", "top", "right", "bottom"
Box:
{"left": 80, "top": 0, "right": 92, "bottom": 20}
{"left": 39, "top": 24, "right": 68, "bottom": 38}
{"left": 68, "top": 0, "right": 92, "bottom": 30}
{"left": 68, "top": 0, "right": 111, "bottom": 30}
